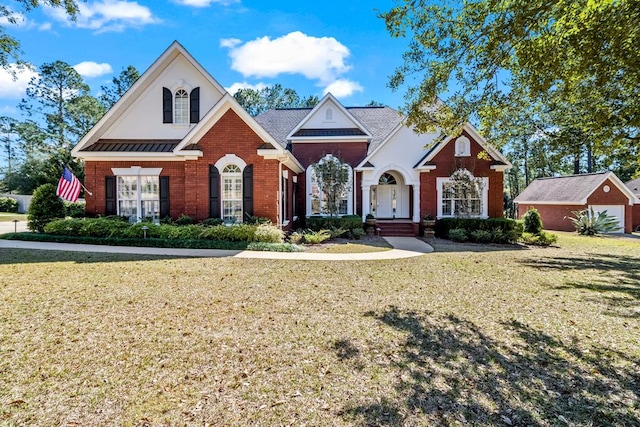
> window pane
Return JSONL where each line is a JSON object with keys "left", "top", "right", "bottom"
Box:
{"left": 175, "top": 89, "right": 188, "bottom": 124}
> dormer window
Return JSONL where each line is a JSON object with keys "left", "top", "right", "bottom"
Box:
{"left": 162, "top": 86, "right": 200, "bottom": 124}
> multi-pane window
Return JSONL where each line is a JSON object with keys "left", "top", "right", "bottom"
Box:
{"left": 438, "top": 173, "right": 487, "bottom": 218}
{"left": 117, "top": 175, "right": 159, "bottom": 222}
{"left": 307, "top": 155, "right": 351, "bottom": 216}
{"left": 222, "top": 164, "right": 243, "bottom": 223}
{"left": 174, "top": 89, "right": 189, "bottom": 124}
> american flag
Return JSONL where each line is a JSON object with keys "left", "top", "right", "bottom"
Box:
{"left": 56, "top": 167, "right": 81, "bottom": 202}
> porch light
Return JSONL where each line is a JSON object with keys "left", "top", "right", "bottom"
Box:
{"left": 141, "top": 226, "right": 149, "bottom": 239}
{"left": 12, "top": 219, "right": 18, "bottom": 233}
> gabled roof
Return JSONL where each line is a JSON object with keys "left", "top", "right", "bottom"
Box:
{"left": 255, "top": 105, "right": 403, "bottom": 151}
{"left": 413, "top": 123, "right": 511, "bottom": 170}
{"left": 285, "top": 93, "right": 372, "bottom": 141}
{"left": 514, "top": 172, "right": 638, "bottom": 205}
{"left": 626, "top": 177, "right": 640, "bottom": 195}
{"left": 73, "top": 41, "right": 227, "bottom": 156}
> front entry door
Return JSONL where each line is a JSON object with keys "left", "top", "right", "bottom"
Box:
{"left": 377, "top": 185, "right": 397, "bottom": 218}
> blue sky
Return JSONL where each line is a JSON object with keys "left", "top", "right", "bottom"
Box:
{"left": 0, "top": 0, "right": 410, "bottom": 118}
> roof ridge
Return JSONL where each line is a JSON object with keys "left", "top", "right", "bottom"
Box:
{"left": 534, "top": 171, "right": 610, "bottom": 180}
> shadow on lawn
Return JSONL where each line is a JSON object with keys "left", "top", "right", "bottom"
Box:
{"left": 339, "top": 307, "right": 640, "bottom": 426}
{"left": 0, "top": 248, "right": 181, "bottom": 264}
{"left": 429, "top": 238, "right": 529, "bottom": 253}
{"left": 519, "top": 253, "right": 640, "bottom": 317}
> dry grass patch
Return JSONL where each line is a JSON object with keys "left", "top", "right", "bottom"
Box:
{"left": 1, "top": 233, "right": 639, "bottom": 426}
{"left": 305, "top": 237, "right": 392, "bottom": 253}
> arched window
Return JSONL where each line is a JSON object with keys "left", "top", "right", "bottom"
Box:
{"left": 325, "top": 108, "right": 333, "bottom": 121}
{"left": 455, "top": 136, "right": 471, "bottom": 157}
{"left": 378, "top": 173, "right": 397, "bottom": 185}
{"left": 307, "top": 154, "right": 352, "bottom": 216}
{"left": 222, "top": 164, "right": 243, "bottom": 223}
{"left": 174, "top": 89, "right": 189, "bottom": 124}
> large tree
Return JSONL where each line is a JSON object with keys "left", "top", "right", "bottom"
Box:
{"left": 234, "top": 84, "right": 319, "bottom": 116}
{"left": 99, "top": 65, "right": 140, "bottom": 109}
{"left": 381, "top": 0, "right": 640, "bottom": 146}
{"left": 1, "top": 1, "right": 79, "bottom": 69}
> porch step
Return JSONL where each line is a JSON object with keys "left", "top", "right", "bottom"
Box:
{"left": 375, "top": 222, "right": 416, "bottom": 237}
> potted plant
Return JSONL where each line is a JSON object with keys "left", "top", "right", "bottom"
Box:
{"left": 422, "top": 214, "right": 436, "bottom": 229}
{"left": 365, "top": 213, "right": 376, "bottom": 226}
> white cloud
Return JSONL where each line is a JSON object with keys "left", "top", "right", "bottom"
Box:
{"left": 323, "top": 79, "right": 363, "bottom": 98}
{"left": 73, "top": 61, "right": 113, "bottom": 78}
{"left": 39, "top": 22, "right": 52, "bottom": 31}
{"left": 224, "top": 31, "right": 352, "bottom": 85}
{"left": 0, "top": 11, "right": 28, "bottom": 27}
{"left": 225, "top": 81, "right": 267, "bottom": 95}
{"left": 220, "top": 38, "right": 242, "bottom": 48}
{"left": 45, "top": 0, "right": 159, "bottom": 33}
{"left": 0, "top": 64, "right": 38, "bottom": 98}
{"left": 174, "top": 0, "right": 239, "bottom": 7}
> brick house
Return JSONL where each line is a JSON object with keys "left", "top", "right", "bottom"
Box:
{"left": 72, "top": 41, "right": 511, "bottom": 235}
{"left": 625, "top": 177, "right": 640, "bottom": 231}
{"left": 514, "top": 172, "right": 639, "bottom": 233}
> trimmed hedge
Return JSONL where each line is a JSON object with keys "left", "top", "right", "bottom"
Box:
{"left": 435, "top": 217, "right": 523, "bottom": 243}
{"left": 0, "top": 197, "right": 19, "bottom": 213}
{"left": 305, "top": 215, "right": 362, "bottom": 232}
{"left": 0, "top": 232, "right": 248, "bottom": 250}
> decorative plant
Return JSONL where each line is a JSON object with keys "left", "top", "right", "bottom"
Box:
{"left": 366, "top": 213, "right": 375, "bottom": 220}
{"left": 523, "top": 207, "right": 543, "bottom": 234}
{"left": 423, "top": 214, "right": 435, "bottom": 220}
{"left": 448, "top": 168, "right": 484, "bottom": 217}
{"left": 568, "top": 207, "right": 621, "bottom": 235}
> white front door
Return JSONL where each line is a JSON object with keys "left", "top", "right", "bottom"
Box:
{"left": 374, "top": 185, "right": 410, "bottom": 218}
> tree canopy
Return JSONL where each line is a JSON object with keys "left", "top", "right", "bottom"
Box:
{"left": 1, "top": 1, "right": 79, "bottom": 69}
{"left": 234, "top": 84, "right": 319, "bottom": 116}
{"left": 382, "top": 0, "right": 640, "bottom": 139}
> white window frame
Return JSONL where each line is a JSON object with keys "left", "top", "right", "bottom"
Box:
{"left": 111, "top": 167, "right": 162, "bottom": 223}
{"left": 306, "top": 155, "right": 353, "bottom": 217}
{"left": 436, "top": 174, "right": 489, "bottom": 218}
{"left": 174, "top": 89, "right": 189, "bottom": 125}
{"left": 455, "top": 136, "right": 471, "bottom": 157}
{"left": 221, "top": 164, "right": 243, "bottom": 224}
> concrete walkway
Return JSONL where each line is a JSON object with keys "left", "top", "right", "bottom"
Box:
{"left": 0, "top": 236, "right": 433, "bottom": 260}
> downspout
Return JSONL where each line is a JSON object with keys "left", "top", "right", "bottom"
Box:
{"left": 278, "top": 159, "right": 283, "bottom": 229}
{"left": 353, "top": 168, "right": 357, "bottom": 216}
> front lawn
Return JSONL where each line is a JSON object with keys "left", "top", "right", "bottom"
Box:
{"left": 1, "top": 232, "right": 638, "bottom": 425}
{"left": 0, "top": 213, "right": 26, "bottom": 222}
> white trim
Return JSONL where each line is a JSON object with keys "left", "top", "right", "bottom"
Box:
{"left": 515, "top": 200, "right": 587, "bottom": 206}
{"left": 72, "top": 41, "right": 226, "bottom": 156}
{"left": 436, "top": 174, "right": 489, "bottom": 218}
{"left": 355, "top": 122, "right": 405, "bottom": 169}
{"left": 286, "top": 93, "right": 372, "bottom": 141}
{"left": 306, "top": 154, "right": 353, "bottom": 216}
{"left": 215, "top": 154, "right": 246, "bottom": 171}
{"left": 111, "top": 166, "right": 162, "bottom": 176}
{"left": 454, "top": 136, "right": 471, "bottom": 156}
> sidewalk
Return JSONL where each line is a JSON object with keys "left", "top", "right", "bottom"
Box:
{"left": 0, "top": 236, "right": 433, "bottom": 260}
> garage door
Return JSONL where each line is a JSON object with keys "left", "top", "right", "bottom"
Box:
{"left": 589, "top": 205, "right": 624, "bottom": 233}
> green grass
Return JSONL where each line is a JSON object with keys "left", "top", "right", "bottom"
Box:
{"left": 0, "top": 232, "right": 639, "bottom": 426}
{"left": 0, "top": 213, "right": 26, "bottom": 222}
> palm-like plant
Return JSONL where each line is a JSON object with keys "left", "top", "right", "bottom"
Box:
{"left": 568, "top": 207, "right": 621, "bottom": 235}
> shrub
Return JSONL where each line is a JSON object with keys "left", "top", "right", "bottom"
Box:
{"left": 28, "top": 184, "right": 66, "bottom": 232}
{"left": 302, "top": 229, "right": 332, "bottom": 244}
{"left": 254, "top": 223, "right": 284, "bottom": 243}
{"left": 305, "top": 215, "right": 362, "bottom": 234}
{"left": 523, "top": 208, "right": 543, "bottom": 234}
{"left": 448, "top": 228, "right": 468, "bottom": 242}
{"left": 175, "top": 214, "right": 194, "bottom": 225}
{"left": 245, "top": 215, "right": 272, "bottom": 225}
{"left": 246, "top": 242, "right": 303, "bottom": 252}
{"left": 521, "top": 231, "right": 558, "bottom": 246}
{"left": 568, "top": 207, "right": 621, "bottom": 235}
{"left": 200, "top": 224, "right": 257, "bottom": 241}
{"left": 469, "top": 229, "right": 492, "bottom": 243}
{"left": 44, "top": 218, "right": 86, "bottom": 236}
{"left": 288, "top": 231, "right": 304, "bottom": 245}
{"left": 435, "top": 217, "right": 523, "bottom": 243}
{"left": 0, "top": 196, "right": 19, "bottom": 213}
{"left": 349, "top": 227, "right": 366, "bottom": 239}
{"left": 64, "top": 201, "right": 86, "bottom": 218}
{"left": 43, "top": 217, "right": 131, "bottom": 238}
{"left": 202, "top": 217, "right": 223, "bottom": 226}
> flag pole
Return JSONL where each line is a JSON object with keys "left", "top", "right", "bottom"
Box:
{"left": 65, "top": 163, "right": 93, "bottom": 197}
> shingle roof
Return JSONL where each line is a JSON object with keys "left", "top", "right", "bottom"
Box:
{"left": 626, "top": 177, "right": 640, "bottom": 195}
{"left": 292, "top": 128, "right": 367, "bottom": 137}
{"left": 81, "top": 139, "right": 182, "bottom": 153}
{"left": 514, "top": 172, "right": 612, "bottom": 204}
{"left": 254, "top": 106, "right": 404, "bottom": 153}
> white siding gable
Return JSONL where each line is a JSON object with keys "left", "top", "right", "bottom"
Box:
{"left": 302, "top": 98, "right": 358, "bottom": 129}
{"left": 102, "top": 54, "right": 225, "bottom": 140}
